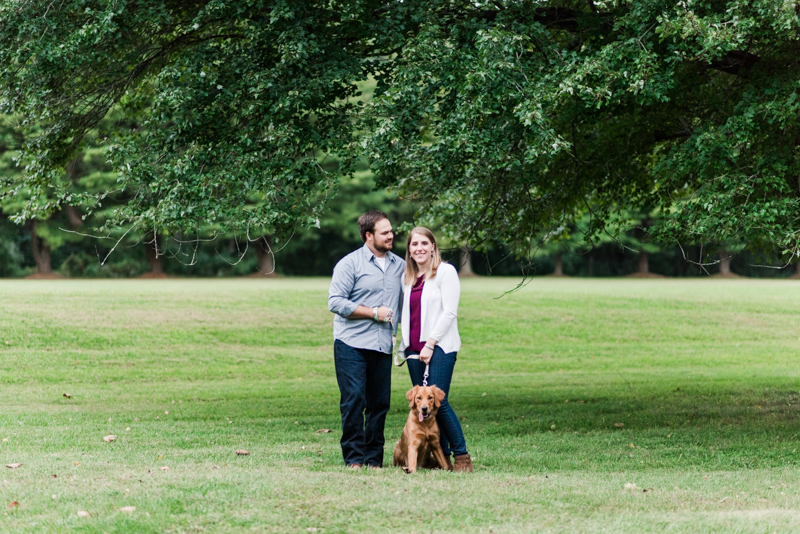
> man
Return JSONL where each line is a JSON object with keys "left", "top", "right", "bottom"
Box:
{"left": 328, "top": 210, "right": 405, "bottom": 469}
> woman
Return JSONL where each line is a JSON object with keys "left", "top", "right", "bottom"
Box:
{"left": 398, "top": 227, "right": 472, "bottom": 473}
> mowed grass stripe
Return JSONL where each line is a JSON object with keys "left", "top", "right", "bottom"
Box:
{"left": 0, "top": 278, "right": 799, "bottom": 533}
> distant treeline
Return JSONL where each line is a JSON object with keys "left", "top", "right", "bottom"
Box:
{"left": 0, "top": 212, "right": 795, "bottom": 279}
{"left": 468, "top": 244, "right": 799, "bottom": 279}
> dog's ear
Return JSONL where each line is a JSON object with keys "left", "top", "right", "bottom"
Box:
{"left": 432, "top": 386, "right": 446, "bottom": 405}
{"left": 406, "top": 386, "right": 419, "bottom": 408}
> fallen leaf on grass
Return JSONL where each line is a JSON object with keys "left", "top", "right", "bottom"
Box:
{"left": 8, "top": 501, "right": 18, "bottom": 508}
{"left": 77, "top": 511, "right": 90, "bottom": 518}
{"left": 614, "top": 423, "right": 624, "bottom": 428}
{"left": 159, "top": 466, "right": 170, "bottom": 471}
{"left": 315, "top": 429, "right": 332, "bottom": 434}
{"left": 235, "top": 450, "right": 250, "bottom": 456}
{"left": 63, "top": 393, "right": 72, "bottom": 399}
{"left": 50, "top": 475, "right": 57, "bottom": 478}
{"left": 5, "top": 464, "right": 22, "bottom": 469}
{"left": 624, "top": 483, "right": 637, "bottom": 490}
{"left": 103, "top": 435, "right": 117, "bottom": 443}
{"left": 1, "top": 439, "right": 6, "bottom": 442}
{"left": 73, "top": 462, "right": 80, "bottom": 466}
{"left": 119, "top": 506, "right": 136, "bottom": 513}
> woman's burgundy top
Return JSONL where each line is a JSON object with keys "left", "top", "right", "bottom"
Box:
{"left": 409, "top": 275, "right": 426, "bottom": 352}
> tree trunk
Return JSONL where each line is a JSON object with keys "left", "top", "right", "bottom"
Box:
{"left": 587, "top": 254, "right": 594, "bottom": 277}
{"left": 459, "top": 246, "right": 475, "bottom": 277}
{"left": 637, "top": 250, "right": 649, "bottom": 275}
{"left": 64, "top": 205, "right": 83, "bottom": 228}
{"left": 255, "top": 236, "right": 277, "bottom": 276}
{"left": 719, "top": 252, "right": 732, "bottom": 276}
{"left": 796, "top": 261, "right": 800, "bottom": 277}
{"left": 553, "top": 251, "right": 564, "bottom": 276}
{"left": 30, "top": 220, "right": 52, "bottom": 274}
{"left": 145, "top": 234, "right": 164, "bottom": 274}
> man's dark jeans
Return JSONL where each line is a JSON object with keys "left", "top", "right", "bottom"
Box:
{"left": 333, "top": 339, "right": 392, "bottom": 467}
{"left": 406, "top": 347, "right": 468, "bottom": 458}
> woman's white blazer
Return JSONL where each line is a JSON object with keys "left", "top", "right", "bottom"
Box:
{"left": 399, "top": 262, "right": 461, "bottom": 354}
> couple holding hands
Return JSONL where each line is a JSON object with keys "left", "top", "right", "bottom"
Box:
{"left": 328, "top": 210, "right": 473, "bottom": 473}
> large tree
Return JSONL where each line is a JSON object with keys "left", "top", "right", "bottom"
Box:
{"left": 1, "top": 1, "right": 798, "bottom": 260}
{"left": 367, "top": 1, "right": 800, "bottom": 261}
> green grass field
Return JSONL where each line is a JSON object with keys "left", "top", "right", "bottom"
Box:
{"left": 1, "top": 278, "right": 800, "bottom": 533}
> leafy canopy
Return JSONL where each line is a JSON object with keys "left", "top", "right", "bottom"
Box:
{"left": 1, "top": 0, "right": 798, "bottom": 257}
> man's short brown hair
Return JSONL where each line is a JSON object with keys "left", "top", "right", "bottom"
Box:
{"left": 358, "top": 210, "right": 389, "bottom": 242}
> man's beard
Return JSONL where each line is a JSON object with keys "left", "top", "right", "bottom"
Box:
{"left": 374, "top": 241, "right": 392, "bottom": 253}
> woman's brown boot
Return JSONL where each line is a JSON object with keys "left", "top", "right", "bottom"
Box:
{"left": 453, "top": 454, "right": 473, "bottom": 473}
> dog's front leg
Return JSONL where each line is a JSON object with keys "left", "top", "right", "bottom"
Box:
{"left": 406, "top": 440, "right": 420, "bottom": 473}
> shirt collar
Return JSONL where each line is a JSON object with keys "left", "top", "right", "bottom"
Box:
{"left": 361, "top": 243, "right": 396, "bottom": 262}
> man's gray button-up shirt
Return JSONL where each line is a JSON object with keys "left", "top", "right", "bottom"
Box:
{"left": 328, "top": 244, "right": 405, "bottom": 354}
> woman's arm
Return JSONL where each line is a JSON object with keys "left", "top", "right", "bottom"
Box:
{"left": 420, "top": 265, "right": 460, "bottom": 363}
{"left": 419, "top": 336, "right": 438, "bottom": 364}
{"left": 429, "top": 265, "right": 460, "bottom": 341}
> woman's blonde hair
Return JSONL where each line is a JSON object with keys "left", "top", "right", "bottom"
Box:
{"left": 403, "top": 227, "right": 442, "bottom": 285}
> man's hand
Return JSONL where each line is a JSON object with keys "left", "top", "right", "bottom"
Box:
{"left": 376, "top": 306, "right": 393, "bottom": 322}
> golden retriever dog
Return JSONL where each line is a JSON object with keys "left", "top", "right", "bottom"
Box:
{"left": 393, "top": 385, "right": 451, "bottom": 473}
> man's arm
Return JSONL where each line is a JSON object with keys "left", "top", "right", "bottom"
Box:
{"left": 328, "top": 257, "right": 393, "bottom": 321}
{"left": 328, "top": 258, "right": 359, "bottom": 318}
{"left": 348, "top": 305, "right": 392, "bottom": 321}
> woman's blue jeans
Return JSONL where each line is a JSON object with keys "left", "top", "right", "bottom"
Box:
{"left": 406, "top": 347, "right": 468, "bottom": 457}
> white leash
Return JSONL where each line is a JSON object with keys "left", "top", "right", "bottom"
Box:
{"left": 389, "top": 313, "right": 430, "bottom": 385}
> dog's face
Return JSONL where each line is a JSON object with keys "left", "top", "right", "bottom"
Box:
{"left": 406, "top": 385, "right": 446, "bottom": 422}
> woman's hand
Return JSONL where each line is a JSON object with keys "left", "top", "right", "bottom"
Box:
{"left": 419, "top": 345, "right": 434, "bottom": 364}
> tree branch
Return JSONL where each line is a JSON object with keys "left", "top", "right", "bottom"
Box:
{"left": 708, "top": 50, "right": 760, "bottom": 76}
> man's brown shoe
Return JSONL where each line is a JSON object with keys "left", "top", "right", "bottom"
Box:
{"left": 347, "top": 463, "right": 362, "bottom": 469}
{"left": 453, "top": 454, "right": 473, "bottom": 473}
